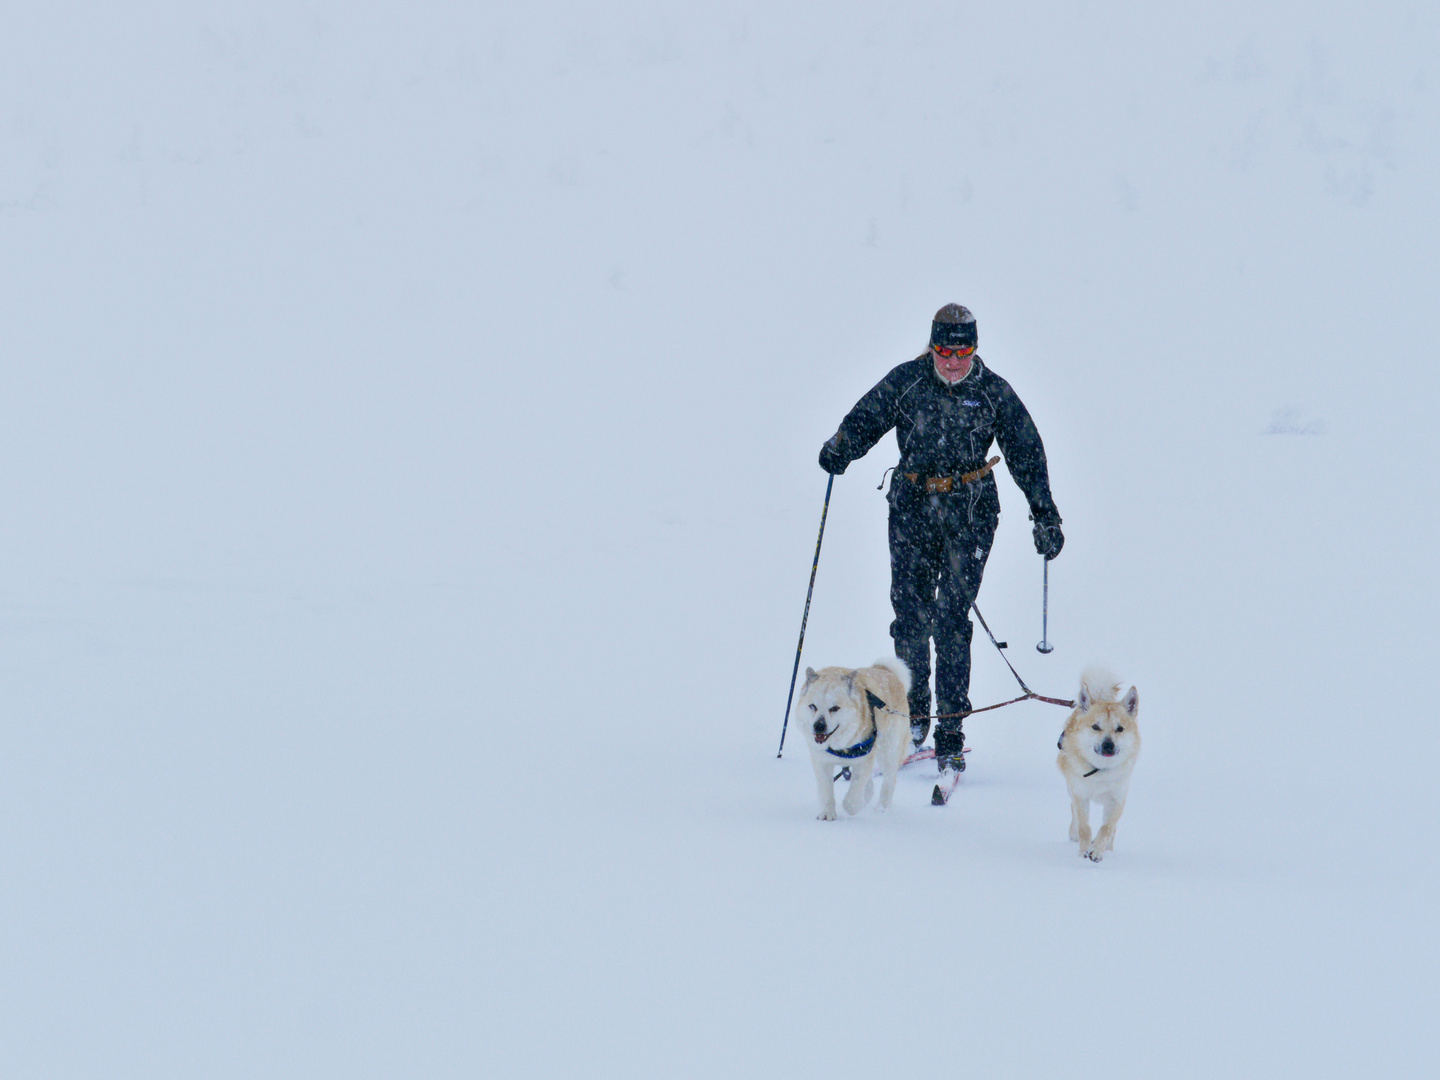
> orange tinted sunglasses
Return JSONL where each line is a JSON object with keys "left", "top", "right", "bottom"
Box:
{"left": 933, "top": 344, "right": 975, "bottom": 358}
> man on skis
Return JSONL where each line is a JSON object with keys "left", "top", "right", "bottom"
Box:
{"left": 818, "top": 303, "right": 1064, "bottom": 777}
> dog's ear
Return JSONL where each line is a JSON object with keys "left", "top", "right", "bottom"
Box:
{"left": 803, "top": 667, "right": 818, "bottom": 687}
{"left": 843, "top": 671, "right": 857, "bottom": 696}
{"left": 1122, "top": 686, "right": 1139, "bottom": 718}
{"left": 1077, "top": 681, "right": 1092, "bottom": 712}
{"left": 865, "top": 690, "right": 887, "bottom": 713}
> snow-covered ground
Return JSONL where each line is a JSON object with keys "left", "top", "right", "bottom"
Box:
{"left": 3, "top": 3, "right": 1437, "bottom": 1077}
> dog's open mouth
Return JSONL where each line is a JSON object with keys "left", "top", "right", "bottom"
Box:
{"left": 814, "top": 727, "right": 836, "bottom": 745}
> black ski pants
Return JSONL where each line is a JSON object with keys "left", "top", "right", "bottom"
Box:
{"left": 888, "top": 491, "right": 997, "bottom": 757}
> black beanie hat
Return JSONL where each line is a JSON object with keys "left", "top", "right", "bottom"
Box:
{"left": 931, "top": 303, "right": 977, "bottom": 349}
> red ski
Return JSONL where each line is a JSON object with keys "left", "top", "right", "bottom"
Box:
{"left": 930, "top": 749, "right": 969, "bottom": 805}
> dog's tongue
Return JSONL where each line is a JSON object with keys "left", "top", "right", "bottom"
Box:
{"left": 814, "top": 730, "right": 828, "bottom": 744}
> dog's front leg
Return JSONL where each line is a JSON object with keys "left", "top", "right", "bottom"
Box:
{"left": 842, "top": 755, "right": 877, "bottom": 815}
{"left": 876, "top": 750, "right": 901, "bottom": 812}
{"left": 1086, "top": 793, "right": 1127, "bottom": 860}
{"left": 812, "top": 755, "right": 839, "bottom": 821}
{"left": 1070, "top": 791, "right": 1091, "bottom": 851}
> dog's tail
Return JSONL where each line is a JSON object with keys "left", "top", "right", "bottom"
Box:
{"left": 871, "top": 656, "right": 912, "bottom": 695}
{"left": 1079, "top": 666, "right": 1122, "bottom": 705}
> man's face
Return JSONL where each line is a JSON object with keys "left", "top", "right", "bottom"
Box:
{"left": 931, "top": 343, "right": 975, "bottom": 384}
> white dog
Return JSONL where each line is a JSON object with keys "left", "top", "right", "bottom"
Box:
{"left": 1056, "top": 669, "right": 1141, "bottom": 861}
{"left": 797, "top": 659, "right": 911, "bottom": 820}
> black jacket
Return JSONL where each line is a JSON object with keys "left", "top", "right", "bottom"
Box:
{"left": 829, "top": 355, "right": 1059, "bottom": 520}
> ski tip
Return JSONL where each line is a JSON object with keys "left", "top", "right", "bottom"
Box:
{"left": 932, "top": 769, "right": 962, "bottom": 805}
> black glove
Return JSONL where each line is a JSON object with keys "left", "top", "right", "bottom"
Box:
{"left": 818, "top": 433, "right": 848, "bottom": 475}
{"left": 1031, "top": 512, "right": 1064, "bottom": 560}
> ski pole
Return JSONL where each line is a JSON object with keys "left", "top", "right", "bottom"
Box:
{"left": 1036, "top": 557, "right": 1054, "bottom": 654}
{"left": 778, "top": 473, "right": 834, "bottom": 757}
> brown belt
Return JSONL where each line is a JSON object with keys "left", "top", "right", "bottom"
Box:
{"left": 903, "top": 455, "right": 999, "bottom": 493}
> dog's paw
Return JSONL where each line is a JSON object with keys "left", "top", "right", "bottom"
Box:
{"left": 1082, "top": 846, "right": 1104, "bottom": 862}
{"left": 817, "top": 809, "right": 837, "bottom": 821}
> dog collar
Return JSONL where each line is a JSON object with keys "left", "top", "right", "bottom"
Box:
{"left": 825, "top": 730, "right": 877, "bottom": 759}
{"left": 1059, "top": 734, "right": 1110, "bottom": 777}
{"left": 823, "top": 688, "right": 889, "bottom": 759}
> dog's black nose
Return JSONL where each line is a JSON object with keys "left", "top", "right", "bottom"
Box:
{"left": 1100, "top": 739, "right": 1116, "bottom": 756}
{"left": 813, "top": 719, "right": 827, "bottom": 734}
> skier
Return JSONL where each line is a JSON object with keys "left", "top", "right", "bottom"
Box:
{"left": 818, "top": 304, "right": 1063, "bottom": 777}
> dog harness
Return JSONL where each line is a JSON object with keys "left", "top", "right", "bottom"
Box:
{"left": 824, "top": 730, "right": 877, "bottom": 759}
{"left": 1058, "top": 732, "right": 1103, "bottom": 777}
{"left": 824, "top": 689, "right": 889, "bottom": 759}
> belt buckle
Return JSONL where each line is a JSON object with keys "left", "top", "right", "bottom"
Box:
{"left": 925, "top": 476, "right": 953, "bottom": 494}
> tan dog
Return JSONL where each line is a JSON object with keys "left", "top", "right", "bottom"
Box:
{"left": 1057, "top": 669, "right": 1141, "bottom": 861}
{"left": 798, "top": 659, "right": 911, "bottom": 820}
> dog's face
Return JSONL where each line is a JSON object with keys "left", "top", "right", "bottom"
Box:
{"left": 1066, "top": 683, "right": 1140, "bottom": 769}
{"left": 798, "top": 667, "right": 865, "bottom": 748}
